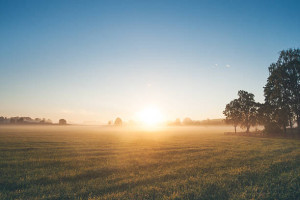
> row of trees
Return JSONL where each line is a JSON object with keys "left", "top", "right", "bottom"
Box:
{"left": 0, "top": 116, "right": 67, "bottom": 125}
{"left": 0, "top": 117, "right": 53, "bottom": 124}
{"left": 224, "top": 48, "right": 300, "bottom": 134}
{"left": 170, "top": 118, "right": 225, "bottom": 126}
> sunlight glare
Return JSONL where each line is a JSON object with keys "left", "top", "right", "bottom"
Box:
{"left": 136, "top": 106, "right": 164, "bottom": 126}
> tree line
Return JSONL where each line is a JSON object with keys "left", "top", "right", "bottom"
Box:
{"left": 0, "top": 116, "right": 67, "bottom": 125}
{"left": 223, "top": 48, "right": 299, "bottom": 134}
{"left": 169, "top": 118, "right": 225, "bottom": 126}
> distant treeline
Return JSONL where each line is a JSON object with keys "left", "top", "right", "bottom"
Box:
{"left": 0, "top": 116, "right": 67, "bottom": 125}
{"left": 169, "top": 118, "right": 225, "bottom": 126}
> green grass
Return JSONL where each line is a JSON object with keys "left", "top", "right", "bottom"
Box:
{"left": 0, "top": 125, "right": 299, "bottom": 200}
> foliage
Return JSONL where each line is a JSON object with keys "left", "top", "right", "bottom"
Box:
{"left": 0, "top": 116, "right": 54, "bottom": 125}
{"left": 225, "top": 48, "right": 300, "bottom": 134}
{"left": 59, "top": 119, "right": 67, "bottom": 125}
{"left": 223, "top": 99, "right": 241, "bottom": 133}
{"left": 114, "top": 117, "right": 123, "bottom": 126}
{"left": 237, "top": 90, "right": 259, "bottom": 132}
{"left": 223, "top": 90, "right": 259, "bottom": 133}
{"left": 183, "top": 117, "right": 193, "bottom": 125}
{"left": 264, "top": 48, "right": 300, "bottom": 133}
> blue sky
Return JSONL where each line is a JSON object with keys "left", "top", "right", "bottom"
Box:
{"left": 0, "top": 0, "right": 299, "bottom": 124}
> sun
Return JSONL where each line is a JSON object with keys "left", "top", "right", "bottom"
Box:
{"left": 136, "top": 106, "right": 164, "bottom": 126}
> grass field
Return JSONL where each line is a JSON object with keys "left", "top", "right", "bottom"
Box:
{"left": 0, "top": 125, "right": 299, "bottom": 200}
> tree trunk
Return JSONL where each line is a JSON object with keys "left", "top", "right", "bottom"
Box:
{"left": 234, "top": 126, "right": 236, "bottom": 134}
{"left": 297, "top": 116, "right": 300, "bottom": 134}
{"left": 283, "top": 124, "right": 287, "bottom": 134}
{"left": 246, "top": 126, "right": 250, "bottom": 133}
{"left": 289, "top": 119, "right": 293, "bottom": 129}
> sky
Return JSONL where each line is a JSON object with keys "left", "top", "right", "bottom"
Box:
{"left": 0, "top": 0, "right": 300, "bottom": 124}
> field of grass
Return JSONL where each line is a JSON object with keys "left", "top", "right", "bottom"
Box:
{"left": 0, "top": 125, "right": 299, "bottom": 200}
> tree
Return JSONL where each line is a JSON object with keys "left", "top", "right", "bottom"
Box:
{"left": 223, "top": 99, "right": 241, "bottom": 133}
{"left": 258, "top": 102, "right": 282, "bottom": 134}
{"left": 237, "top": 90, "right": 259, "bottom": 133}
{"left": 17, "top": 117, "right": 24, "bottom": 123}
{"left": 174, "top": 118, "right": 181, "bottom": 125}
{"left": 264, "top": 48, "right": 300, "bottom": 133}
{"left": 183, "top": 117, "right": 193, "bottom": 125}
{"left": 114, "top": 117, "right": 122, "bottom": 126}
{"left": 224, "top": 90, "right": 259, "bottom": 133}
{"left": 10, "top": 117, "right": 17, "bottom": 124}
{"left": 59, "top": 119, "right": 67, "bottom": 125}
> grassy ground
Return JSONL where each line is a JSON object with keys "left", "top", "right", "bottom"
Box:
{"left": 0, "top": 125, "right": 299, "bottom": 200}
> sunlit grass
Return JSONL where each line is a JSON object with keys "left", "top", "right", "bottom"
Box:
{"left": 0, "top": 126, "right": 299, "bottom": 199}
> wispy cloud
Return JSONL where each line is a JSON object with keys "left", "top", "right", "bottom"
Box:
{"left": 225, "top": 64, "right": 231, "bottom": 68}
{"left": 212, "top": 64, "right": 218, "bottom": 68}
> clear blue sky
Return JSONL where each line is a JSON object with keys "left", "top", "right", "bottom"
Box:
{"left": 0, "top": 0, "right": 299, "bottom": 124}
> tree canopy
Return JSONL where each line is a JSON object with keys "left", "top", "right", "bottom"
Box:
{"left": 114, "top": 117, "right": 122, "bottom": 126}
{"left": 224, "top": 48, "right": 300, "bottom": 134}
{"left": 264, "top": 48, "right": 300, "bottom": 133}
{"left": 223, "top": 90, "right": 258, "bottom": 133}
{"left": 223, "top": 99, "right": 241, "bottom": 133}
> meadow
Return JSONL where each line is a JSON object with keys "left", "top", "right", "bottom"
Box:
{"left": 0, "top": 125, "right": 299, "bottom": 200}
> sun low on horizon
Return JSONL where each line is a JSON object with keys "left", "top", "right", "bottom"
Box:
{"left": 135, "top": 106, "right": 164, "bottom": 127}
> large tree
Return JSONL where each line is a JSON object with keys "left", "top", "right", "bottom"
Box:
{"left": 264, "top": 48, "right": 300, "bottom": 133}
{"left": 223, "top": 90, "right": 258, "bottom": 133}
{"left": 237, "top": 90, "right": 259, "bottom": 133}
{"left": 223, "top": 99, "right": 241, "bottom": 133}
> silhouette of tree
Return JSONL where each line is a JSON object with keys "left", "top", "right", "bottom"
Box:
{"left": 17, "top": 117, "right": 24, "bottom": 123}
{"left": 237, "top": 90, "right": 259, "bottom": 133}
{"left": 224, "top": 90, "right": 258, "bottom": 133}
{"left": 59, "top": 119, "right": 67, "bottom": 125}
{"left": 223, "top": 99, "right": 241, "bottom": 133}
{"left": 10, "top": 118, "right": 17, "bottom": 124}
{"left": 183, "top": 117, "right": 193, "bottom": 125}
{"left": 264, "top": 48, "right": 300, "bottom": 133}
{"left": 258, "top": 102, "right": 282, "bottom": 134}
{"left": 114, "top": 117, "right": 122, "bottom": 126}
{"left": 35, "top": 118, "right": 41, "bottom": 122}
